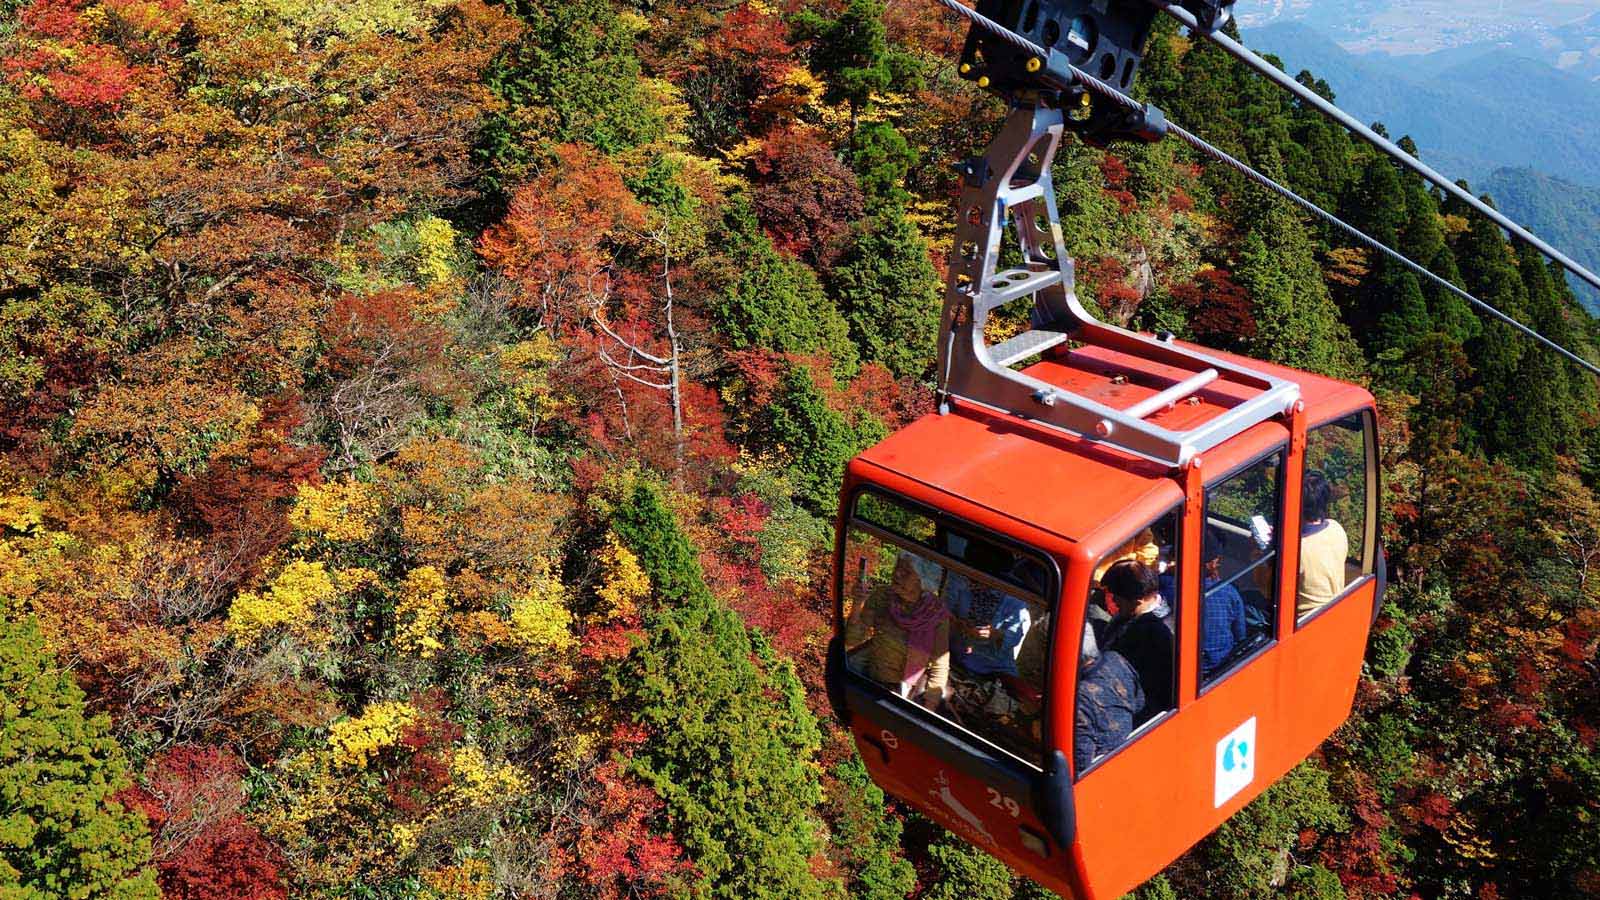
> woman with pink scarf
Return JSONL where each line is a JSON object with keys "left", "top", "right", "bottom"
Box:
{"left": 845, "top": 553, "right": 951, "bottom": 709}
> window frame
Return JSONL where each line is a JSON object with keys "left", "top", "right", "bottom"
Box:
{"left": 839, "top": 486, "right": 1061, "bottom": 772}
{"left": 1072, "top": 502, "right": 1184, "bottom": 781}
{"left": 1295, "top": 408, "right": 1380, "bottom": 629}
{"left": 1196, "top": 443, "right": 1288, "bottom": 695}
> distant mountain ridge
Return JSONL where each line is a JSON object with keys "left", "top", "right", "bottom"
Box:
{"left": 1243, "top": 21, "right": 1600, "bottom": 187}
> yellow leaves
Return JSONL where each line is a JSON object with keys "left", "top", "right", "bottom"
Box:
{"left": 449, "top": 744, "right": 527, "bottom": 804}
{"left": 396, "top": 565, "right": 448, "bottom": 658}
{"left": 596, "top": 535, "right": 648, "bottom": 620}
{"left": 412, "top": 215, "right": 458, "bottom": 284}
{"left": 227, "top": 559, "right": 339, "bottom": 643}
{"left": 0, "top": 494, "right": 44, "bottom": 534}
{"left": 498, "top": 334, "right": 567, "bottom": 425}
{"left": 226, "top": 0, "right": 455, "bottom": 41}
{"left": 1325, "top": 246, "right": 1371, "bottom": 288}
{"left": 289, "top": 479, "right": 381, "bottom": 543}
{"left": 641, "top": 78, "right": 693, "bottom": 150}
{"left": 507, "top": 577, "right": 573, "bottom": 654}
{"left": 327, "top": 700, "right": 418, "bottom": 768}
{"left": 422, "top": 859, "right": 495, "bottom": 900}
{"left": 1442, "top": 814, "right": 1497, "bottom": 863}
{"left": 1440, "top": 213, "right": 1471, "bottom": 236}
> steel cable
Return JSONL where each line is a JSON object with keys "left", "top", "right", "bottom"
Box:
{"left": 930, "top": 0, "right": 1600, "bottom": 376}
{"left": 1147, "top": 0, "right": 1600, "bottom": 298}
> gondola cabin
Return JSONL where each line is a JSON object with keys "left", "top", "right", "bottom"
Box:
{"left": 823, "top": 106, "right": 1384, "bottom": 899}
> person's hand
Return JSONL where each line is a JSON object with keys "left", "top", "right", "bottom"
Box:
{"left": 972, "top": 625, "right": 994, "bottom": 640}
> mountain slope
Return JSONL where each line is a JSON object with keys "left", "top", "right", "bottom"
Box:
{"left": 1482, "top": 166, "right": 1600, "bottom": 313}
{"left": 1244, "top": 22, "right": 1600, "bottom": 187}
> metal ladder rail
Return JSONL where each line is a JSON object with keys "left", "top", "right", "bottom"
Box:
{"left": 935, "top": 104, "right": 1301, "bottom": 469}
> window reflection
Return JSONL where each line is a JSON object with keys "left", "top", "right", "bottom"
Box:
{"left": 843, "top": 493, "right": 1052, "bottom": 765}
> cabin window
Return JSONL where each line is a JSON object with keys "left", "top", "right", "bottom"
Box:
{"left": 1200, "top": 450, "right": 1284, "bottom": 687}
{"left": 1078, "top": 506, "right": 1181, "bottom": 777}
{"left": 1298, "top": 412, "right": 1376, "bottom": 623}
{"left": 843, "top": 491, "right": 1053, "bottom": 767}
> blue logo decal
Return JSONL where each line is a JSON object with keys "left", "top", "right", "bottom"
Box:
{"left": 1222, "top": 739, "right": 1252, "bottom": 773}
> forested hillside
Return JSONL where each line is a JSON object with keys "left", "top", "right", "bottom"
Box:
{"left": 1482, "top": 167, "right": 1600, "bottom": 314}
{"left": 2, "top": 2, "right": 1599, "bottom": 899}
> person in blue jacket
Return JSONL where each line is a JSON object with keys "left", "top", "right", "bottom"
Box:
{"left": 1074, "top": 623, "right": 1144, "bottom": 773}
{"left": 1159, "top": 526, "right": 1248, "bottom": 680}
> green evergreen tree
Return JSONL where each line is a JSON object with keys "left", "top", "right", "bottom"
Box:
{"left": 921, "top": 833, "right": 1014, "bottom": 900}
{"left": 1392, "top": 142, "right": 1478, "bottom": 345}
{"left": 1504, "top": 240, "right": 1582, "bottom": 471}
{"left": 1232, "top": 192, "right": 1362, "bottom": 379}
{"left": 848, "top": 121, "right": 916, "bottom": 211}
{"left": 827, "top": 209, "right": 942, "bottom": 381}
{"left": 1450, "top": 192, "right": 1531, "bottom": 456}
{"left": 479, "top": 0, "right": 666, "bottom": 187}
{"left": 1197, "top": 762, "right": 1346, "bottom": 899}
{"left": 0, "top": 616, "right": 159, "bottom": 900}
{"left": 712, "top": 199, "right": 860, "bottom": 375}
{"left": 607, "top": 479, "right": 831, "bottom": 899}
{"left": 825, "top": 757, "right": 915, "bottom": 900}
{"left": 765, "top": 364, "right": 887, "bottom": 511}
{"left": 795, "top": 0, "right": 919, "bottom": 124}
{"left": 1343, "top": 155, "right": 1431, "bottom": 361}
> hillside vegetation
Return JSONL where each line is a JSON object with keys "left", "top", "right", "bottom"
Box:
{"left": 1482, "top": 166, "right": 1600, "bottom": 314}
{"left": 1, "top": 2, "right": 1599, "bottom": 899}
{"left": 1244, "top": 22, "right": 1600, "bottom": 188}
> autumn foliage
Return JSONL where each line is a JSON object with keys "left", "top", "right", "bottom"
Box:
{"left": 2, "top": 1, "right": 1599, "bottom": 899}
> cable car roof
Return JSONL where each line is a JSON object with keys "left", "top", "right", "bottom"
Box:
{"left": 854, "top": 339, "right": 1373, "bottom": 551}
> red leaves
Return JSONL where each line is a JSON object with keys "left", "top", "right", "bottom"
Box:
{"left": 3, "top": 0, "right": 138, "bottom": 135}
{"left": 124, "top": 746, "right": 287, "bottom": 900}
{"left": 748, "top": 127, "right": 864, "bottom": 268}
{"left": 1079, "top": 255, "right": 1144, "bottom": 326}
{"left": 478, "top": 144, "right": 648, "bottom": 328}
{"left": 1099, "top": 155, "right": 1137, "bottom": 214}
{"left": 576, "top": 760, "right": 693, "bottom": 900}
{"left": 1172, "top": 268, "right": 1257, "bottom": 345}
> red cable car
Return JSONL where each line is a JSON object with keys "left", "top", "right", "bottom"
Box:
{"left": 823, "top": 99, "right": 1385, "bottom": 899}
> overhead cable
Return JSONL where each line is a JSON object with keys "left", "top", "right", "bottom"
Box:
{"left": 1146, "top": 0, "right": 1600, "bottom": 297}
{"left": 930, "top": 0, "right": 1600, "bottom": 376}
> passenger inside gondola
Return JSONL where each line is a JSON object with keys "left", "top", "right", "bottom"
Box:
{"left": 1161, "top": 526, "right": 1247, "bottom": 679}
{"left": 1296, "top": 470, "right": 1348, "bottom": 617}
{"left": 844, "top": 552, "right": 951, "bottom": 709}
{"left": 1100, "top": 560, "right": 1175, "bottom": 726}
{"left": 943, "top": 541, "right": 1037, "bottom": 751}
{"left": 1073, "top": 622, "right": 1143, "bottom": 773}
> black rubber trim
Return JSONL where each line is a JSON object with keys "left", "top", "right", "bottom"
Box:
{"left": 824, "top": 635, "right": 851, "bottom": 727}
{"left": 1370, "top": 544, "right": 1388, "bottom": 630}
{"left": 1039, "top": 748, "right": 1076, "bottom": 850}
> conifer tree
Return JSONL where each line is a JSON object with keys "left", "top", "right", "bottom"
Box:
{"left": 712, "top": 199, "right": 860, "bottom": 375}
{"left": 1450, "top": 193, "right": 1531, "bottom": 457}
{"left": 796, "top": 0, "right": 918, "bottom": 125}
{"left": 1394, "top": 141, "right": 1478, "bottom": 344}
{"left": 921, "top": 833, "right": 1015, "bottom": 900}
{"left": 1232, "top": 188, "right": 1362, "bottom": 378}
{"left": 0, "top": 617, "right": 159, "bottom": 899}
{"left": 848, "top": 121, "right": 916, "bottom": 212}
{"left": 607, "top": 478, "right": 831, "bottom": 899}
{"left": 1344, "top": 155, "right": 1430, "bottom": 362}
{"left": 481, "top": 0, "right": 666, "bottom": 186}
{"left": 764, "top": 363, "right": 887, "bottom": 511}
{"left": 825, "top": 758, "right": 915, "bottom": 900}
{"left": 1504, "top": 241, "right": 1582, "bottom": 471}
{"left": 828, "top": 209, "right": 942, "bottom": 381}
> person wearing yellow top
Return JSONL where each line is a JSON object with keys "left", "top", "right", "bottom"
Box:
{"left": 1296, "top": 471, "right": 1348, "bottom": 617}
